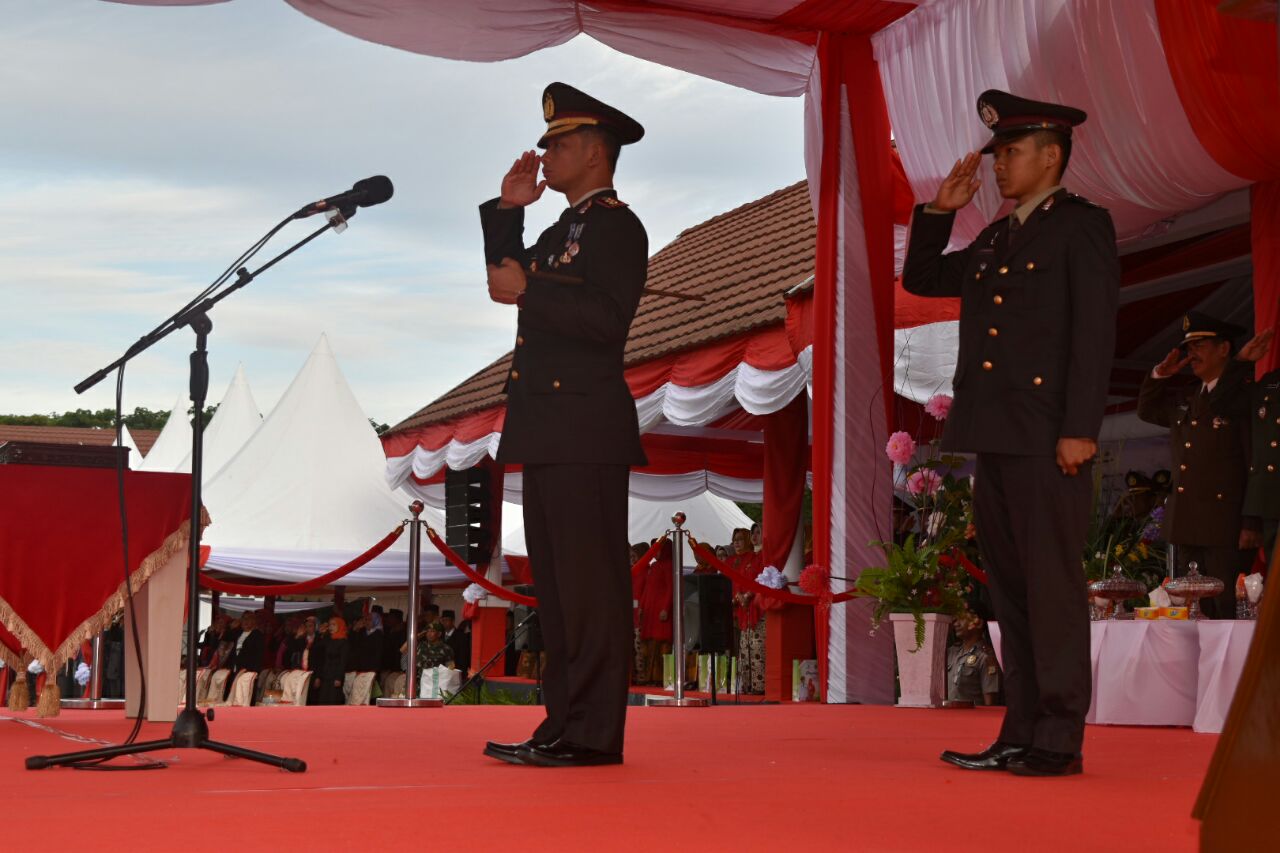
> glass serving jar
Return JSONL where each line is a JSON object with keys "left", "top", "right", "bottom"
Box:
{"left": 1164, "top": 561, "right": 1224, "bottom": 620}
{"left": 1087, "top": 565, "right": 1146, "bottom": 620}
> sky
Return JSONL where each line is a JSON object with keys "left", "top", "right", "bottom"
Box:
{"left": 0, "top": 1, "right": 807, "bottom": 428}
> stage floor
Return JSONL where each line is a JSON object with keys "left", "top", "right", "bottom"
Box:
{"left": 2, "top": 704, "right": 1211, "bottom": 852}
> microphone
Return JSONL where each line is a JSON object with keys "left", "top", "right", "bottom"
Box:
{"left": 293, "top": 176, "right": 394, "bottom": 219}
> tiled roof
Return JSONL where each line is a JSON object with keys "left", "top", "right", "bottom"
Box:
{"left": 0, "top": 425, "right": 162, "bottom": 457}
{"left": 390, "top": 180, "right": 813, "bottom": 434}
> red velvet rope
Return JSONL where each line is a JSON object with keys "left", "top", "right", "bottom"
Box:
{"left": 425, "top": 529, "right": 671, "bottom": 608}
{"left": 689, "top": 539, "right": 858, "bottom": 606}
{"left": 197, "top": 524, "right": 406, "bottom": 595}
{"left": 424, "top": 526, "right": 539, "bottom": 606}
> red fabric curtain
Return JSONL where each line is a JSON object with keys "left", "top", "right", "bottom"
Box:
{"left": 1253, "top": 181, "right": 1280, "bottom": 375}
{"left": 1156, "top": 0, "right": 1280, "bottom": 374}
{"left": 762, "top": 394, "right": 808, "bottom": 570}
{"left": 1155, "top": 0, "right": 1279, "bottom": 181}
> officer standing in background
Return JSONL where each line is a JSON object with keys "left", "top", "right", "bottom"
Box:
{"left": 479, "top": 83, "right": 648, "bottom": 768}
{"left": 903, "top": 90, "right": 1120, "bottom": 777}
{"left": 946, "top": 613, "right": 1000, "bottom": 706}
{"left": 1137, "top": 312, "right": 1260, "bottom": 618}
{"left": 1212, "top": 328, "right": 1279, "bottom": 565}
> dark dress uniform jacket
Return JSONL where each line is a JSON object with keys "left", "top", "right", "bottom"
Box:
{"left": 902, "top": 189, "right": 1119, "bottom": 454}
{"left": 1138, "top": 371, "right": 1255, "bottom": 547}
{"left": 1215, "top": 363, "right": 1280, "bottom": 521}
{"left": 479, "top": 190, "right": 648, "bottom": 467}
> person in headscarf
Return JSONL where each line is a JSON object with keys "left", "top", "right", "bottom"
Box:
{"left": 637, "top": 539, "right": 673, "bottom": 685}
{"left": 313, "top": 615, "right": 351, "bottom": 705}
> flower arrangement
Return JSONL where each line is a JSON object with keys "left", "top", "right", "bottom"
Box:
{"left": 856, "top": 395, "right": 978, "bottom": 650}
{"left": 1082, "top": 466, "right": 1167, "bottom": 591}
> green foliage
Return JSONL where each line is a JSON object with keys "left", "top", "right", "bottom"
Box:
{"left": 0, "top": 404, "right": 217, "bottom": 431}
{"left": 1081, "top": 449, "right": 1167, "bottom": 599}
{"left": 856, "top": 533, "right": 974, "bottom": 652}
{"left": 443, "top": 682, "right": 538, "bottom": 705}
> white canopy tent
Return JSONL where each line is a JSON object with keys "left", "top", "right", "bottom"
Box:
{"left": 135, "top": 395, "right": 190, "bottom": 473}
{"left": 176, "top": 363, "right": 264, "bottom": 479}
{"left": 201, "top": 334, "right": 453, "bottom": 586}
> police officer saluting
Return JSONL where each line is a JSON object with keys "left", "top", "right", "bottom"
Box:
{"left": 480, "top": 83, "right": 647, "bottom": 767}
{"left": 903, "top": 90, "right": 1120, "bottom": 776}
{"left": 1138, "top": 312, "right": 1261, "bottom": 617}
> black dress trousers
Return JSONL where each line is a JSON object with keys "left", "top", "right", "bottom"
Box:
{"left": 523, "top": 462, "right": 633, "bottom": 754}
{"left": 973, "top": 453, "right": 1093, "bottom": 755}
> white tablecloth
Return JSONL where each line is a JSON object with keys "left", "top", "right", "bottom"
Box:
{"left": 987, "top": 620, "right": 1255, "bottom": 734}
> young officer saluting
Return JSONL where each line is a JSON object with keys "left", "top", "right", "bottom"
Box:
{"left": 480, "top": 83, "right": 647, "bottom": 768}
{"left": 903, "top": 90, "right": 1119, "bottom": 777}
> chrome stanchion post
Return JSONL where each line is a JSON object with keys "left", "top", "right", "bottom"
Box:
{"left": 650, "top": 512, "right": 707, "bottom": 708}
{"left": 378, "top": 502, "right": 442, "bottom": 708}
{"left": 61, "top": 630, "right": 125, "bottom": 711}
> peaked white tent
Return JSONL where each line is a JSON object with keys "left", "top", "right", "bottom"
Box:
{"left": 201, "top": 335, "right": 452, "bottom": 586}
{"left": 176, "top": 363, "right": 263, "bottom": 479}
{"left": 135, "top": 395, "right": 190, "bottom": 472}
{"left": 114, "top": 426, "right": 141, "bottom": 469}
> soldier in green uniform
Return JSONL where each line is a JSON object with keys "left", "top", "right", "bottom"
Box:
{"left": 415, "top": 621, "right": 456, "bottom": 671}
{"left": 1214, "top": 328, "right": 1279, "bottom": 564}
{"left": 1137, "top": 312, "right": 1261, "bottom": 617}
{"left": 904, "top": 90, "right": 1119, "bottom": 777}
{"left": 480, "top": 83, "right": 647, "bottom": 768}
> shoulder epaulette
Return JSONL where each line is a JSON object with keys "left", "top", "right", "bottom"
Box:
{"left": 597, "top": 196, "right": 628, "bottom": 209}
{"left": 1064, "top": 192, "right": 1106, "bottom": 210}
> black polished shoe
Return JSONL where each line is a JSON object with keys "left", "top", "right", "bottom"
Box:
{"left": 939, "top": 741, "right": 1029, "bottom": 771}
{"left": 521, "top": 739, "right": 623, "bottom": 768}
{"left": 1007, "top": 748, "right": 1083, "bottom": 777}
{"left": 483, "top": 738, "right": 545, "bottom": 765}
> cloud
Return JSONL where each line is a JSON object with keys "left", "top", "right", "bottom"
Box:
{"left": 0, "top": 2, "right": 806, "bottom": 425}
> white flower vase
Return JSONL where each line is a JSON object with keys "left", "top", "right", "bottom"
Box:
{"left": 889, "top": 612, "right": 952, "bottom": 708}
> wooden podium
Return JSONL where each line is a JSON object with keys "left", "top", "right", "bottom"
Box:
{"left": 1193, "top": 547, "right": 1279, "bottom": 850}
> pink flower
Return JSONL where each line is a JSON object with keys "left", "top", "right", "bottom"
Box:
{"left": 885, "top": 431, "right": 917, "bottom": 466}
{"left": 924, "top": 394, "right": 953, "bottom": 421}
{"left": 906, "top": 469, "right": 942, "bottom": 497}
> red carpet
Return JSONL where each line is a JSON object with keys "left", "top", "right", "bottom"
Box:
{"left": 2, "top": 705, "right": 1210, "bottom": 851}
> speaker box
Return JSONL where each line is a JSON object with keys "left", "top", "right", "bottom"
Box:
{"left": 444, "top": 467, "right": 492, "bottom": 566}
{"left": 695, "top": 574, "right": 734, "bottom": 654}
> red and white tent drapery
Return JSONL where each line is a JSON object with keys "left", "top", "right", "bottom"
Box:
{"left": 109, "top": 0, "right": 1279, "bottom": 704}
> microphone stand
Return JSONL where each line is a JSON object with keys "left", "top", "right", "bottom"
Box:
{"left": 444, "top": 609, "right": 539, "bottom": 706}
{"left": 26, "top": 208, "right": 355, "bottom": 773}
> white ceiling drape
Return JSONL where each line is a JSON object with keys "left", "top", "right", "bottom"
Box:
{"left": 873, "top": 0, "right": 1249, "bottom": 249}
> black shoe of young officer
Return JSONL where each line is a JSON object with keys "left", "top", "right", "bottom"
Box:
{"left": 483, "top": 738, "right": 547, "bottom": 765}
{"left": 939, "top": 741, "right": 1029, "bottom": 771}
{"left": 1006, "top": 747, "right": 1083, "bottom": 777}
{"left": 520, "top": 738, "right": 623, "bottom": 767}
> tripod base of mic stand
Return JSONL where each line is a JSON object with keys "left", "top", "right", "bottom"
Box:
{"left": 59, "top": 698, "right": 127, "bottom": 711}
{"left": 649, "top": 696, "right": 709, "bottom": 707}
{"left": 24, "top": 707, "right": 306, "bottom": 773}
{"left": 375, "top": 697, "right": 443, "bottom": 708}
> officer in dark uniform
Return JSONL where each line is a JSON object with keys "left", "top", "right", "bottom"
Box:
{"left": 479, "top": 83, "right": 647, "bottom": 768}
{"left": 903, "top": 90, "right": 1119, "bottom": 777}
{"left": 946, "top": 613, "right": 1000, "bottom": 705}
{"left": 1137, "top": 312, "right": 1260, "bottom": 617}
{"left": 1211, "top": 328, "right": 1279, "bottom": 565}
